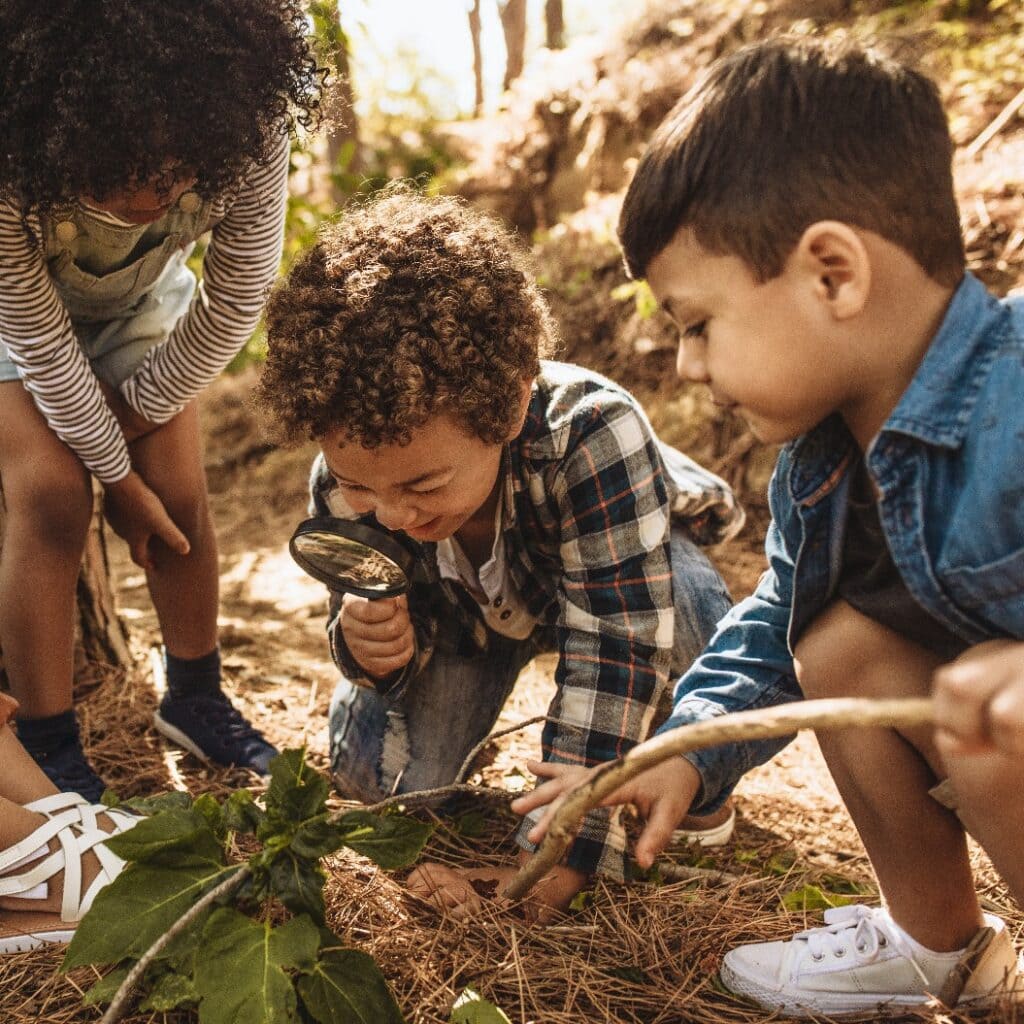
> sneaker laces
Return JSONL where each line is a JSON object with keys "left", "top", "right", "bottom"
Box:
{"left": 796, "top": 906, "right": 931, "bottom": 988}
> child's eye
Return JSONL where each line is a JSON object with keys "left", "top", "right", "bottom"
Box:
{"left": 683, "top": 319, "right": 708, "bottom": 339}
{"left": 411, "top": 483, "right": 445, "bottom": 496}
{"left": 336, "top": 480, "right": 368, "bottom": 493}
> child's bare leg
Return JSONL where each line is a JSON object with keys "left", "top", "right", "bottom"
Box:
{"left": 128, "top": 402, "right": 218, "bottom": 657}
{"left": 939, "top": 645, "right": 1024, "bottom": 905}
{"left": 794, "top": 600, "right": 981, "bottom": 951}
{"left": 0, "top": 721, "right": 58, "bottom": 806}
{"left": 0, "top": 383, "right": 92, "bottom": 717}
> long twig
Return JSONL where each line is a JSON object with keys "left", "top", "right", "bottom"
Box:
{"left": 100, "top": 864, "right": 251, "bottom": 1024}
{"left": 503, "top": 697, "right": 933, "bottom": 901}
{"left": 965, "top": 84, "right": 1024, "bottom": 159}
{"left": 456, "top": 715, "right": 575, "bottom": 783}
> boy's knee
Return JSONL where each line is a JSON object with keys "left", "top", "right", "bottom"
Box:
{"left": 328, "top": 677, "right": 407, "bottom": 803}
{"left": 793, "top": 600, "right": 891, "bottom": 698}
{"left": 158, "top": 489, "right": 211, "bottom": 544}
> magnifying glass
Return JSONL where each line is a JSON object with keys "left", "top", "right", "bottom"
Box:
{"left": 289, "top": 516, "right": 415, "bottom": 598}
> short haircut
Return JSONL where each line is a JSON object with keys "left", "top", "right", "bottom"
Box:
{"left": 618, "top": 36, "right": 964, "bottom": 286}
{"left": 258, "top": 188, "right": 557, "bottom": 448}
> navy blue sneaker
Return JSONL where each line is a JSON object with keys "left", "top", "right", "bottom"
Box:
{"left": 30, "top": 738, "right": 107, "bottom": 803}
{"left": 153, "top": 693, "right": 278, "bottom": 775}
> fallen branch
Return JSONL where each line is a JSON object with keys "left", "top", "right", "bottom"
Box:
{"left": 965, "top": 85, "right": 1024, "bottom": 159}
{"left": 100, "top": 864, "right": 250, "bottom": 1024}
{"left": 503, "top": 697, "right": 933, "bottom": 901}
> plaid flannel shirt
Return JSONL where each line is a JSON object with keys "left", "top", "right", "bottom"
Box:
{"left": 309, "top": 361, "right": 742, "bottom": 878}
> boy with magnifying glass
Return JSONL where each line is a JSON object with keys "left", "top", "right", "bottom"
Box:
{"left": 257, "top": 188, "right": 742, "bottom": 920}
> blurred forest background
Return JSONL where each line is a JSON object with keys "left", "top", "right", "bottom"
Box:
{"left": 7, "top": 2, "right": 1024, "bottom": 1022}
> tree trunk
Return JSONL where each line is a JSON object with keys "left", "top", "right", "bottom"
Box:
{"left": 468, "top": 0, "right": 485, "bottom": 116}
{"left": 0, "top": 483, "right": 131, "bottom": 690}
{"left": 310, "top": 1, "right": 360, "bottom": 206}
{"left": 498, "top": 0, "right": 527, "bottom": 92}
{"left": 544, "top": 0, "right": 565, "bottom": 49}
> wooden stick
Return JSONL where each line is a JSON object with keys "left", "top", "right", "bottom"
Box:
{"left": 503, "top": 697, "right": 933, "bottom": 901}
{"left": 100, "top": 865, "right": 250, "bottom": 1024}
{"left": 965, "top": 85, "right": 1024, "bottom": 159}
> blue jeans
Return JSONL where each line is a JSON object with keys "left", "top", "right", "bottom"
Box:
{"left": 328, "top": 528, "right": 732, "bottom": 802}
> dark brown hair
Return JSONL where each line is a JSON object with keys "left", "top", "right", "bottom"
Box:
{"left": 258, "top": 188, "right": 557, "bottom": 448}
{"left": 618, "top": 36, "right": 964, "bottom": 286}
{"left": 0, "top": 0, "right": 322, "bottom": 214}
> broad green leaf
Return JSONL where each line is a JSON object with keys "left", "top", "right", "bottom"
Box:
{"left": 82, "top": 966, "right": 131, "bottom": 1007}
{"left": 120, "top": 791, "right": 194, "bottom": 815}
{"left": 568, "top": 889, "right": 593, "bottom": 911}
{"left": 334, "top": 811, "right": 433, "bottom": 869}
{"left": 224, "top": 788, "right": 264, "bottom": 834}
{"left": 270, "top": 851, "right": 327, "bottom": 923}
{"left": 63, "top": 861, "right": 230, "bottom": 969}
{"left": 103, "top": 808, "right": 223, "bottom": 867}
{"left": 449, "top": 987, "right": 512, "bottom": 1023}
{"left": 195, "top": 909, "right": 320, "bottom": 1024}
{"left": 140, "top": 969, "right": 199, "bottom": 1011}
{"left": 781, "top": 884, "right": 855, "bottom": 912}
{"left": 765, "top": 851, "right": 798, "bottom": 876}
{"left": 265, "top": 749, "right": 330, "bottom": 825}
{"left": 192, "top": 793, "right": 224, "bottom": 834}
{"left": 291, "top": 815, "right": 351, "bottom": 860}
{"left": 298, "top": 947, "right": 405, "bottom": 1024}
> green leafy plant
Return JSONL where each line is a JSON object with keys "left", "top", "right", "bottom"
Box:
{"left": 65, "top": 750, "right": 432, "bottom": 1024}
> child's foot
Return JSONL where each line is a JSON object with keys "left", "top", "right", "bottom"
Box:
{"left": 0, "top": 799, "right": 135, "bottom": 954}
{"left": 720, "top": 905, "right": 1022, "bottom": 1018}
{"left": 672, "top": 800, "right": 735, "bottom": 847}
{"left": 154, "top": 692, "right": 278, "bottom": 774}
{"left": 27, "top": 737, "right": 107, "bottom": 803}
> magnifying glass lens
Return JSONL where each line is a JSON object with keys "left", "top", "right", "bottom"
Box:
{"left": 289, "top": 517, "right": 414, "bottom": 598}
{"left": 291, "top": 531, "right": 406, "bottom": 591}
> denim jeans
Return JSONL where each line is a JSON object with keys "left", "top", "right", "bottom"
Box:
{"left": 328, "top": 527, "right": 732, "bottom": 802}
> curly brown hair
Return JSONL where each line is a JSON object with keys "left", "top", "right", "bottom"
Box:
{"left": 0, "top": 0, "right": 322, "bottom": 214}
{"left": 258, "top": 189, "right": 558, "bottom": 448}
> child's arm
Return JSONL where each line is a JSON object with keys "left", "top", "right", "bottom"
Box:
{"left": 118, "top": 136, "right": 289, "bottom": 426}
{"left": 0, "top": 200, "right": 134, "bottom": 482}
{"left": 933, "top": 640, "right": 1024, "bottom": 756}
{"left": 518, "top": 453, "right": 803, "bottom": 867}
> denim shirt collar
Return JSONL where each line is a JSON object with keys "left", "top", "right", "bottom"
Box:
{"left": 788, "top": 272, "right": 1005, "bottom": 504}
{"left": 882, "top": 272, "right": 1006, "bottom": 449}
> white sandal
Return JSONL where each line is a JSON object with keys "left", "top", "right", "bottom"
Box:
{"left": 0, "top": 803, "right": 128, "bottom": 954}
{"left": 25, "top": 791, "right": 141, "bottom": 835}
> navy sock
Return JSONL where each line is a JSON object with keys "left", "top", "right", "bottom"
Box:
{"left": 16, "top": 709, "right": 80, "bottom": 756}
{"left": 165, "top": 647, "right": 223, "bottom": 701}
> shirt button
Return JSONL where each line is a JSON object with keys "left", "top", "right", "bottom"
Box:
{"left": 494, "top": 596, "right": 503, "bottom": 608}
{"left": 55, "top": 221, "right": 78, "bottom": 244}
{"left": 500, "top": 609, "right": 512, "bottom": 621}
{"left": 178, "top": 191, "right": 202, "bottom": 214}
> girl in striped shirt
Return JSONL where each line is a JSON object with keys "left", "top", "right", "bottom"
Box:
{"left": 0, "top": 1, "right": 322, "bottom": 800}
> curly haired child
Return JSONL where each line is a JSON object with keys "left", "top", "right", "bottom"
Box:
{"left": 516, "top": 36, "right": 1024, "bottom": 1014}
{"left": 257, "top": 188, "right": 743, "bottom": 919}
{"left": 0, "top": 1, "right": 322, "bottom": 802}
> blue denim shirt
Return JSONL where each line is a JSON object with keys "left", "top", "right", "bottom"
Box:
{"left": 660, "top": 272, "right": 1024, "bottom": 812}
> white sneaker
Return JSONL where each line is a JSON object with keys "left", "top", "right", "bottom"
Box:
{"left": 720, "top": 905, "right": 1022, "bottom": 1018}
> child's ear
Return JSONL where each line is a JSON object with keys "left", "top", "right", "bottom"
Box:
{"left": 793, "top": 221, "right": 870, "bottom": 320}
{"left": 505, "top": 376, "right": 535, "bottom": 441}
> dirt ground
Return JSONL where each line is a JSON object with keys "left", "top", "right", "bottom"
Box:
{"left": 1, "top": 369, "right": 1020, "bottom": 1024}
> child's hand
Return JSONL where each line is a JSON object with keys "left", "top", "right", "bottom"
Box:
{"left": 405, "top": 852, "right": 587, "bottom": 924}
{"left": 104, "top": 471, "right": 191, "bottom": 571}
{"left": 933, "top": 640, "right": 1024, "bottom": 757}
{"left": 340, "top": 594, "right": 414, "bottom": 680}
{"left": 512, "top": 756, "right": 703, "bottom": 869}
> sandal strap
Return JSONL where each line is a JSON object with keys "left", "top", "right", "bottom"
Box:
{"left": 0, "top": 811, "right": 126, "bottom": 922}
{"left": 25, "top": 792, "right": 140, "bottom": 835}
{"left": 24, "top": 793, "right": 90, "bottom": 816}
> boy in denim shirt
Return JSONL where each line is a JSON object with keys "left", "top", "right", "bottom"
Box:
{"left": 516, "top": 37, "right": 1024, "bottom": 1013}
{"left": 256, "top": 190, "right": 740, "bottom": 918}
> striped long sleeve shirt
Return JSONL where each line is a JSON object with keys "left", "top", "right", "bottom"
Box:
{"left": 0, "top": 137, "right": 289, "bottom": 483}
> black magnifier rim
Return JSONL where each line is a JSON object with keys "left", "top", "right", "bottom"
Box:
{"left": 289, "top": 516, "right": 414, "bottom": 598}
